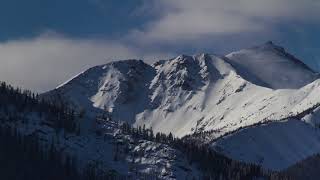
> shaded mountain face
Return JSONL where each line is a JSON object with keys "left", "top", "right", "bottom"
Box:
{"left": 225, "top": 41, "right": 318, "bottom": 89}
{"left": 212, "top": 119, "right": 320, "bottom": 170}
{"left": 43, "top": 42, "right": 320, "bottom": 170}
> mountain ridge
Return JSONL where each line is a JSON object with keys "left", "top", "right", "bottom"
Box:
{"left": 42, "top": 42, "right": 320, "bottom": 170}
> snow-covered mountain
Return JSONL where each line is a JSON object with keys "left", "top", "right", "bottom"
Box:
{"left": 43, "top": 42, "right": 320, "bottom": 171}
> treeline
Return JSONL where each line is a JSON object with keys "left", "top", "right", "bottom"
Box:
{"left": 120, "top": 122, "right": 291, "bottom": 180}
{"left": 0, "top": 124, "right": 80, "bottom": 180}
{"left": 284, "top": 153, "right": 320, "bottom": 180}
{"left": 0, "top": 82, "right": 122, "bottom": 180}
{"left": 0, "top": 123, "right": 125, "bottom": 180}
{"left": 0, "top": 82, "right": 79, "bottom": 134}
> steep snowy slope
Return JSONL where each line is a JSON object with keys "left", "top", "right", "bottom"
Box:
{"left": 44, "top": 60, "right": 155, "bottom": 123}
{"left": 225, "top": 41, "right": 317, "bottom": 89}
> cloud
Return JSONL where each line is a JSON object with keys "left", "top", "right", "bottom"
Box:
{"left": 130, "top": 0, "right": 320, "bottom": 43}
{"left": 0, "top": 34, "right": 172, "bottom": 92}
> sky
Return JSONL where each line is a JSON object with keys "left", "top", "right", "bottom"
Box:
{"left": 1, "top": 0, "right": 320, "bottom": 92}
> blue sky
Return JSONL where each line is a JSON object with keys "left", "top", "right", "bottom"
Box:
{"left": 1, "top": 0, "right": 320, "bottom": 92}
{"left": 0, "top": 0, "right": 149, "bottom": 41}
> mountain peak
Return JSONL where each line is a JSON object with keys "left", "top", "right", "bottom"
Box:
{"left": 225, "top": 43, "right": 317, "bottom": 89}
{"left": 255, "top": 42, "right": 317, "bottom": 73}
{"left": 265, "top": 40, "right": 274, "bottom": 45}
